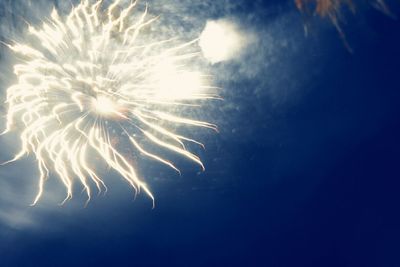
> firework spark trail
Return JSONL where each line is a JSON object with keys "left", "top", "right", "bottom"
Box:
{"left": 295, "top": 0, "right": 395, "bottom": 51}
{"left": 2, "top": 0, "right": 218, "bottom": 206}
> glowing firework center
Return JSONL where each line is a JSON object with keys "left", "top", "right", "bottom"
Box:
{"left": 2, "top": 0, "right": 217, "bottom": 206}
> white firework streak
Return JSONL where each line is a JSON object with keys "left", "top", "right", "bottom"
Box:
{"left": 1, "top": 0, "right": 218, "bottom": 206}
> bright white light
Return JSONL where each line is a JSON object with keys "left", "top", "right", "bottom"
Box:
{"left": 157, "top": 71, "right": 203, "bottom": 100}
{"left": 93, "top": 96, "right": 116, "bottom": 115}
{"left": 199, "top": 19, "right": 247, "bottom": 64}
{"left": 150, "top": 59, "right": 204, "bottom": 100}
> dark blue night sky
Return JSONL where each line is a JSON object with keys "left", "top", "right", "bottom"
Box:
{"left": 0, "top": 0, "right": 400, "bottom": 266}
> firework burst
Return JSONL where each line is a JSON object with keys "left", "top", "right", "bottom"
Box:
{"left": 2, "top": 0, "right": 218, "bottom": 206}
{"left": 295, "top": 0, "right": 395, "bottom": 51}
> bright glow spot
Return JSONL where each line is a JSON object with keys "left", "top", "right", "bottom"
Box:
{"left": 199, "top": 19, "right": 248, "bottom": 64}
{"left": 156, "top": 67, "right": 203, "bottom": 100}
{"left": 93, "top": 96, "right": 116, "bottom": 115}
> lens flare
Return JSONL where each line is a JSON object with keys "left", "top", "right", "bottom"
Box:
{"left": 2, "top": 0, "right": 218, "bottom": 206}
